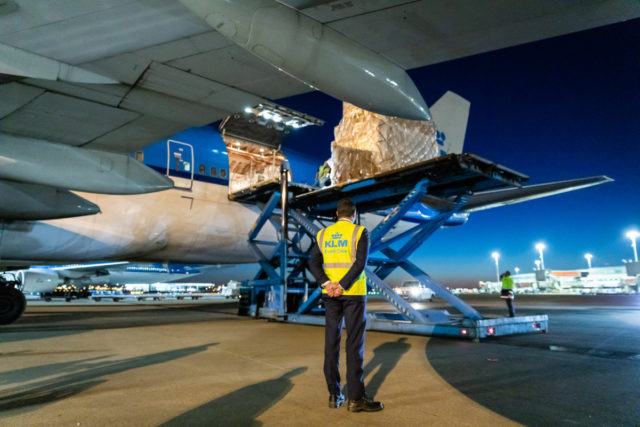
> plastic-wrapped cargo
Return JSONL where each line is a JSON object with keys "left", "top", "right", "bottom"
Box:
{"left": 330, "top": 102, "right": 438, "bottom": 185}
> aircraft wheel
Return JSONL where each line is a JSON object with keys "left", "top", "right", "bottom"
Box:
{"left": 0, "top": 287, "right": 26, "bottom": 325}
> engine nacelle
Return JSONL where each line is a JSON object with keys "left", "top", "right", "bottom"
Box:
{"left": 18, "top": 269, "right": 61, "bottom": 293}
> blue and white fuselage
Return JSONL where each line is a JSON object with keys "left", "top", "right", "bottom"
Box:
{"left": 0, "top": 122, "right": 465, "bottom": 266}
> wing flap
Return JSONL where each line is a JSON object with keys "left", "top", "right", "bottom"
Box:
{"left": 0, "top": 90, "right": 139, "bottom": 145}
{"left": 0, "top": 82, "right": 45, "bottom": 118}
{"left": 86, "top": 115, "right": 187, "bottom": 153}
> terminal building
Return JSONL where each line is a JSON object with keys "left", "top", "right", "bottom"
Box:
{"left": 479, "top": 263, "right": 640, "bottom": 294}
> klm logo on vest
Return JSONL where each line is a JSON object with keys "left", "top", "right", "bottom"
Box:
{"left": 325, "top": 232, "right": 348, "bottom": 249}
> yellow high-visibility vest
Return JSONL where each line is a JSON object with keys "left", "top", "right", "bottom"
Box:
{"left": 316, "top": 219, "right": 367, "bottom": 296}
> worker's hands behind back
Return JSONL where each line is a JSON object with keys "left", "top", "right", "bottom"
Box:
{"left": 326, "top": 282, "right": 344, "bottom": 297}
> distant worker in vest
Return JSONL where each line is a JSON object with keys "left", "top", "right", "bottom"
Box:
{"left": 316, "top": 161, "right": 331, "bottom": 187}
{"left": 500, "top": 271, "right": 515, "bottom": 317}
{"left": 309, "top": 198, "right": 384, "bottom": 412}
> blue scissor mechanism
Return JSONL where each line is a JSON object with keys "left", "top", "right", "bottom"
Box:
{"left": 233, "top": 153, "right": 548, "bottom": 340}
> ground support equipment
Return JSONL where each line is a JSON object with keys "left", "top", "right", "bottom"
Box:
{"left": 235, "top": 154, "right": 548, "bottom": 340}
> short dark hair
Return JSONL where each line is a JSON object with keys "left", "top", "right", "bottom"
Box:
{"left": 336, "top": 198, "right": 356, "bottom": 218}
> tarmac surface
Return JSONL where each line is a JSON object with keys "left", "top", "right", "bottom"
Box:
{"left": 1, "top": 294, "right": 639, "bottom": 426}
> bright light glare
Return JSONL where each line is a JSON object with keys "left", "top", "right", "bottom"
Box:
{"left": 535, "top": 243, "right": 546, "bottom": 251}
{"left": 491, "top": 252, "right": 499, "bottom": 260}
{"left": 244, "top": 107, "right": 253, "bottom": 114}
{"left": 626, "top": 230, "right": 640, "bottom": 240}
{"left": 584, "top": 253, "right": 593, "bottom": 260}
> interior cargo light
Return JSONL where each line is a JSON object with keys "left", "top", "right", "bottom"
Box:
{"left": 461, "top": 329, "right": 468, "bottom": 335}
{"left": 487, "top": 327, "right": 495, "bottom": 335}
{"left": 532, "top": 322, "right": 541, "bottom": 329}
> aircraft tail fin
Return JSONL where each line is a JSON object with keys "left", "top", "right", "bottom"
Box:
{"left": 430, "top": 91, "right": 470, "bottom": 155}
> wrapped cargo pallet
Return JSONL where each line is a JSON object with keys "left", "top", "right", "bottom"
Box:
{"left": 330, "top": 102, "right": 438, "bottom": 185}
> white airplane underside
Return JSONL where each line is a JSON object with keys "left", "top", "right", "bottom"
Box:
{"left": 0, "top": 0, "right": 633, "bottom": 323}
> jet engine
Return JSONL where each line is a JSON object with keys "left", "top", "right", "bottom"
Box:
{"left": 18, "top": 269, "right": 61, "bottom": 293}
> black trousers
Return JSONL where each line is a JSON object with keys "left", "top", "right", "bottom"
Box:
{"left": 323, "top": 295, "right": 366, "bottom": 401}
{"left": 501, "top": 289, "right": 515, "bottom": 317}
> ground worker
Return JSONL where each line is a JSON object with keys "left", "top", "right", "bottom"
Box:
{"left": 316, "top": 161, "right": 331, "bottom": 187}
{"left": 309, "top": 198, "right": 384, "bottom": 412}
{"left": 500, "top": 270, "right": 515, "bottom": 317}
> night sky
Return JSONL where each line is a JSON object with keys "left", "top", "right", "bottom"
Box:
{"left": 220, "top": 18, "right": 640, "bottom": 287}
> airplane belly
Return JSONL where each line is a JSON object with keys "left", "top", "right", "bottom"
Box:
{"left": 0, "top": 178, "right": 276, "bottom": 264}
{"left": 146, "top": 179, "right": 276, "bottom": 263}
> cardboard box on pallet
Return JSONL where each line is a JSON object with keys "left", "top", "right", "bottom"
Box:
{"left": 330, "top": 102, "right": 438, "bottom": 186}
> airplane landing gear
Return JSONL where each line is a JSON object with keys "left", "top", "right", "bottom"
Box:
{"left": 0, "top": 286, "right": 26, "bottom": 325}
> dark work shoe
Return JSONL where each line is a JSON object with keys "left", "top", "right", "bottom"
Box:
{"left": 347, "top": 395, "right": 384, "bottom": 412}
{"left": 329, "top": 393, "right": 345, "bottom": 408}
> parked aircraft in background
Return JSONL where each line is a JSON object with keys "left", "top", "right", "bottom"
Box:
{"left": 1, "top": 0, "right": 631, "bottom": 323}
{"left": 6, "top": 262, "right": 230, "bottom": 296}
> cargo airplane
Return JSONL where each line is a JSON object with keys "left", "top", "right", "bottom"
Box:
{"left": 1, "top": 0, "right": 631, "bottom": 323}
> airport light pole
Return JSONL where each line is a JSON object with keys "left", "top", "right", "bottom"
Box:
{"left": 535, "top": 259, "right": 541, "bottom": 270}
{"left": 626, "top": 231, "right": 639, "bottom": 262}
{"left": 491, "top": 252, "right": 500, "bottom": 282}
{"left": 515, "top": 267, "right": 520, "bottom": 275}
{"left": 535, "top": 243, "right": 546, "bottom": 270}
{"left": 584, "top": 253, "right": 593, "bottom": 269}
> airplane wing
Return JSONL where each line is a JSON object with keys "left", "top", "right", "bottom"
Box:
{"left": 283, "top": 1, "right": 639, "bottom": 70}
{"left": 1, "top": 1, "right": 636, "bottom": 219}
{"left": 2, "top": 0, "right": 636, "bottom": 148}
{"left": 461, "top": 175, "right": 613, "bottom": 212}
{"left": 0, "top": 1, "right": 311, "bottom": 219}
